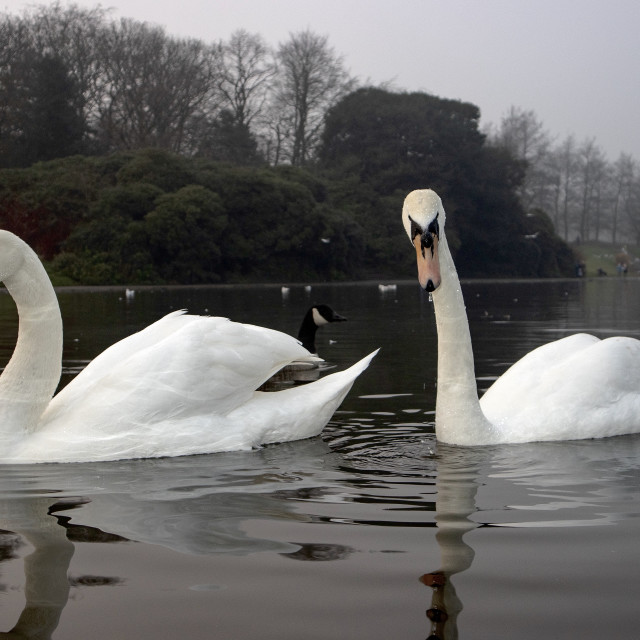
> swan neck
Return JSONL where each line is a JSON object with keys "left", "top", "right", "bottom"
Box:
{"left": 0, "top": 242, "right": 62, "bottom": 435}
{"left": 432, "top": 234, "right": 494, "bottom": 445}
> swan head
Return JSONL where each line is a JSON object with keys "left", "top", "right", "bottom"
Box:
{"left": 402, "top": 190, "right": 444, "bottom": 292}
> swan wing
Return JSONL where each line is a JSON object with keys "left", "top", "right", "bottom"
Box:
{"left": 41, "top": 312, "right": 312, "bottom": 426}
{"left": 14, "top": 350, "right": 377, "bottom": 463}
{"left": 480, "top": 334, "right": 640, "bottom": 441}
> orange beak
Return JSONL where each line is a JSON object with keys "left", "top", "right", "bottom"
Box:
{"left": 413, "top": 234, "right": 441, "bottom": 292}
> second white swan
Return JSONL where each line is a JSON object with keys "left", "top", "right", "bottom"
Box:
{"left": 402, "top": 188, "right": 640, "bottom": 445}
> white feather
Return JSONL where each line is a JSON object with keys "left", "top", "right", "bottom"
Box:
{"left": 0, "top": 230, "right": 377, "bottom": 463}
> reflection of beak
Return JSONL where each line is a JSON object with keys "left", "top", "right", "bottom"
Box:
{"left": 413, "top": 234, "right": 441, "bottom": 292}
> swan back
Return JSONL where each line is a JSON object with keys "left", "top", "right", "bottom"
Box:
{"left": 42, "top": 311, "right": 313, "bottom": 427}
{"left": 480, "top": 334, "right": 640, "bottom": 442}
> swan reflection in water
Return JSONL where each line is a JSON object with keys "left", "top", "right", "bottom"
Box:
{"left": 420, "top": 446, "right": 481, "bottom": 640}
{"left": 0, "top": 496, "right": 130, "bottom": 640}
{"left": 0, "top": 449, "right": 474, "bottom": 640}
{"left": 0, "top": 439, "right": 342, "bottom": 638}
{"left": 1, "top": 435, "right": 639, "bottom": 639}
{"left": 0, "top": 500, "right": 74, "bottom": 640}
{"left": 0, "top": 447, "right": 484, "bottom": 640}
{"left": 418, "top": 434, "right": 640, "bottom": 639}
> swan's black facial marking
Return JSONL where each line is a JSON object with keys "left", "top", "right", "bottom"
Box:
{"left": 427, "top": 214, "right": 440, "bottom": 242}
{"left": 409, "top": 216, "right": 423, "bottom": 241}
{"left": 408, "top": 213, "right": 439, "bottom": 258}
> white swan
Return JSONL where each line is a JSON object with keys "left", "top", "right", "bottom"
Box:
{"left": 0, "top": 230, "right": 376, "bottom": 463}
{"left": 402, "top": 188, "right": 640, "bottom": 445}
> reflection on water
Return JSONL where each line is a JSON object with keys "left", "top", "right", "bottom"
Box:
{"left": 1, "top": 434, "right": 639, "bottom": 639}
{"left": 421, "top": 447, "right": 480, "bottom": 640}
{"left": 0, "top": 279, "right": 639, "bottom": 638}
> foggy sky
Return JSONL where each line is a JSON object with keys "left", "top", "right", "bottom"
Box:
{"left": 2, "top": 0, "right": 638, "bottom": 160}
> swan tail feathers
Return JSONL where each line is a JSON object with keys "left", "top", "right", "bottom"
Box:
{"left": 235, "top": 350, "right": 379, "bottom": 446}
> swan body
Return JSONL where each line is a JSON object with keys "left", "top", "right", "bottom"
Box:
{"left": 402, "top": 188, "right": 640, "bottom": 445}
{"left": 0, "top": 230, "right": 376, "bottom": 463}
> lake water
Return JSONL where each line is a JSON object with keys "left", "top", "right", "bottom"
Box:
{"left": 0, "top": 277, "right": 639, "bottom": 639}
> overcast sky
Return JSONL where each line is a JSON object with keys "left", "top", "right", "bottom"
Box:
{"left": 3, "top": 0, "right": 639, "bottom": 160}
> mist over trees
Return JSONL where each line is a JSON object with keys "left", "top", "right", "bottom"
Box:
{"left": 0, "top": 3, "right": 637, "bottom": 285}
{"left": 0, "top": 3, "right": 354, "bottom": 168}
{"left": 488, "top": 107, "right": 640, "bottom": 245}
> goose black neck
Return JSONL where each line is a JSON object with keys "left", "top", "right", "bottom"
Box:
{"left": 298, "top": 308, "right": 320, "bottom": 353}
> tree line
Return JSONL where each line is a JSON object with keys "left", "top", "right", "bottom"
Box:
{"left": 1, "top": 4, "right": 637, "bottom": 254}
{"left": 0, "top": 3, "right": 606, "bottom": 284}
{"left": 0, "top": 3, "right": 354, "bottom": 168}
{"left": 489, "top": 107, "right": 640, "bottom": 246}
{"left": 0, "top": 86, "right": 575, "bottom": 285}
{"left": 0, "top": 150, "right": 366, "bottom": 285}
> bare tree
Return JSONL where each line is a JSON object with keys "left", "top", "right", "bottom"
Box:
{"left": 0, "top": 15, "right": 31, "bottom": 163}
{"left": 625, "top": 174, "right": 640, "bottom": 246}
{"left": 271, "top": 30, "right": 356, "bottom": 165}
{"left": 259, "top": 99, "right": 292, "bottom": 165}
{"left": 0, "top": 7, "right": 91, "bottom": 164}
{"left": 23, "top": 2, "right": 109, "bottom": 147}
{"left": 96, "top": 19, "right": 218, "bottom": 153}
{"left": 545, "top": 135, "right": 578, "bottom": 241}
{"left": 610, "top": 154, "right": 636, "bottom": 244}
{"left": 217, "top": 29, "right": 274, "bottom": 129}
{"left": 576, "top": 138, "right": 608, "bottom": 242}
{"left": 493, "top": 106, "right": 552, "bottom": 211}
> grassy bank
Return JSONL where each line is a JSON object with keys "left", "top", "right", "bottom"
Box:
{"left": 573, "top": 242, "right": 639, "bottom": 277}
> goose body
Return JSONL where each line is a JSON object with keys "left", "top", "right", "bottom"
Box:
{"left": 261, "top": 305, "right": 347, "bottom": 389}
{"left": 402, "top": 189, "right": 640, "bottom": 445}
{"left": 0, "top": 230, "right": 376, "bottom": 463}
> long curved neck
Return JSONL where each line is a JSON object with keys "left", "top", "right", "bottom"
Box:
{"left": 0, "top": 244, "right": 62, "bottom": 436}
{"left": 431, "top": 234, "right": 495, "bottom": 445}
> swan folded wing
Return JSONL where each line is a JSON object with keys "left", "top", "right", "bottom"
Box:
{"left": 44, "top": 310, "right": 193, "bottom": 410}
{"left": 20, "top": 350, "right": 377, "bottom": 462}
{"left": 480, "top": 334, "right": 640, "bottom": 441}
{"left": 224, "top": 349, "right": 379, "bottom": 447}
{"left": 40, "top": 313, "right": 311, "bottom": 429}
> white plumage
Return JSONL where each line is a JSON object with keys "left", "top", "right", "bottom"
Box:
{"left": 402, "top": 188, "right": 640, "bottom": 445}
{"left": 0, "top": 230, "right": 376, "bottom": 463}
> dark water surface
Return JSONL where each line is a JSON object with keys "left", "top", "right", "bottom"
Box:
{"left": 0, "top": 278, "right": 639, "bottom": 639}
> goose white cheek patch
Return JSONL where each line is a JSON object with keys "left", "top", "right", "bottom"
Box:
{"left": 312, "top": 308, "right": 330, "bottom": 326}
